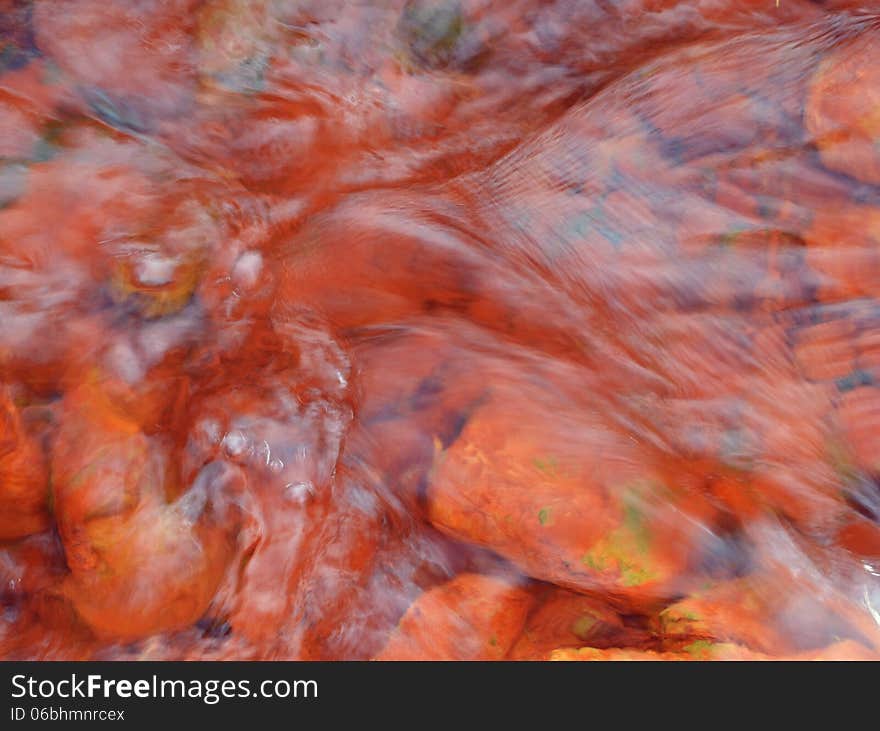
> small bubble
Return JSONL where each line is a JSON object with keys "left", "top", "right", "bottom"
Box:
{"left": 135, "top": 252, "right": 179, "bottom": 286}
{"left": 232, "top": 250, "right": 263, "bottom": 290}
{"left": 197, "top": 418, "right": 223, "bottom": 445}
{"left": 284, "top": 481, "right": 315, "bottom": 502}
{"left": 269, "top": 457, "right": 285, "bottom": 473}
{"left": 222, "top": 430, "right": 251, "bottom": 459}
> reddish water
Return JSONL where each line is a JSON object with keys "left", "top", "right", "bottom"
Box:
{"left": 2, "top": 0, "right": 880, "bottom": 660}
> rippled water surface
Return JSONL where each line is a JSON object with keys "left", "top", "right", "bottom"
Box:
{"left": 2, "top": 0, "right": 880, "bottom": 660}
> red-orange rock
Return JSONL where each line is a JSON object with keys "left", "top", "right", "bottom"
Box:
{"left": 804, "top": 207, "right": 880, "bottom": 303}
{"left": 34, "top": 0, "right": 200, "bottom": 126}
{"left": 549, "top": 641, "right": 878, "bottom": 661}
{"left": 0, "top": 387, "right": 50, "bottom": 540}
{"left": 427, "top": 389, "right": 720, "bottom": 608}
{"left": 375, "top": 572, "right": 534, "bottom": 660}
{"left": 51, "top": 381, "right": 241, "bottom": 640}
{"left": 508, "top": 587, "right": 653, "bottom": 660}
{"left": 806, "top": 34, "right": 880, "bottom": 184}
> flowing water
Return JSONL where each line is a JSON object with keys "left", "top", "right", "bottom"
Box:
{"left": 2, "top": 0, "right": 880, "bottom": 659}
